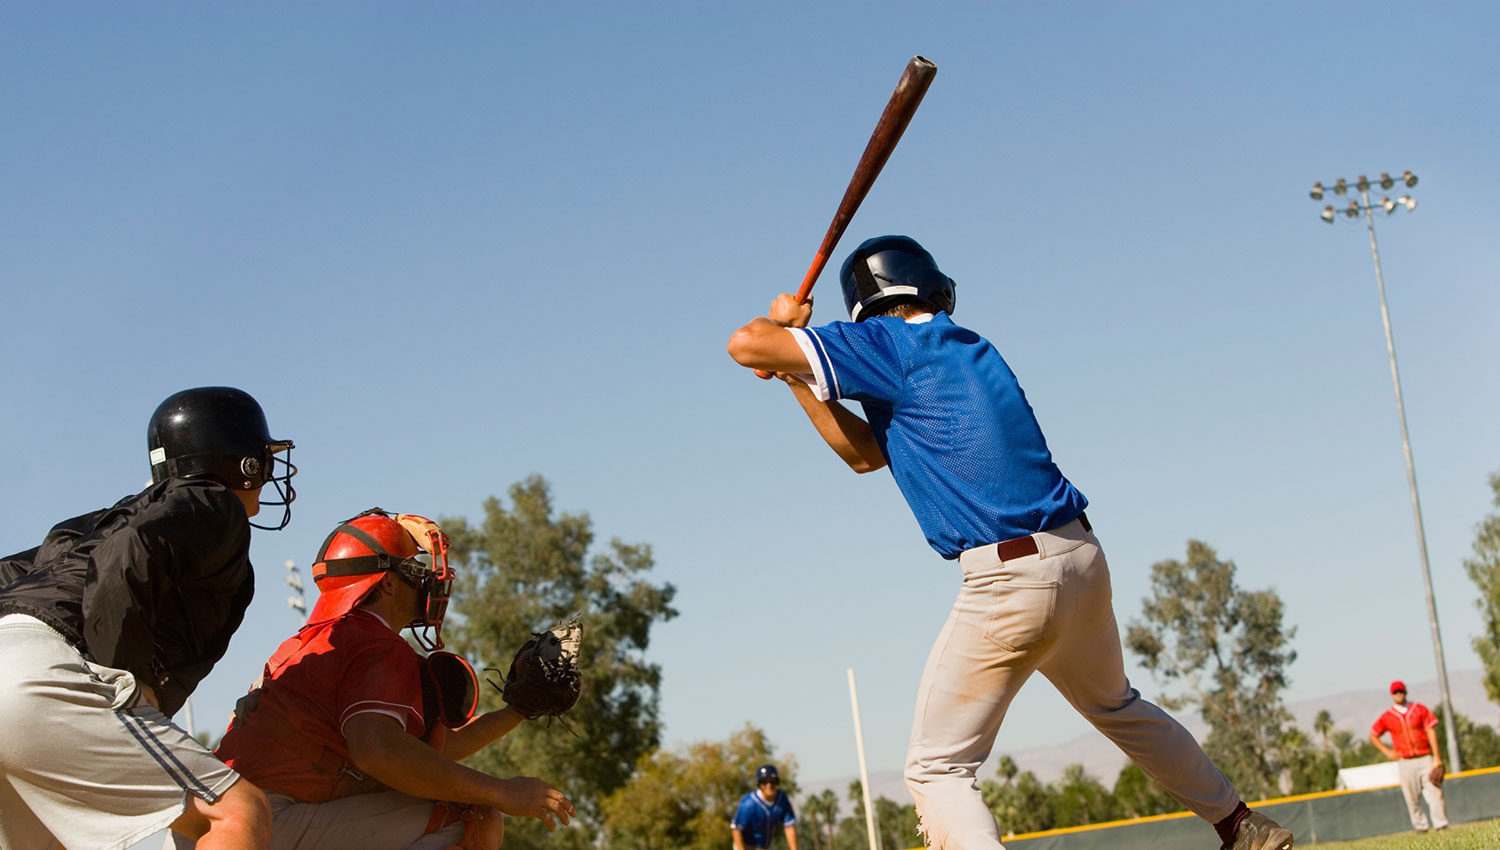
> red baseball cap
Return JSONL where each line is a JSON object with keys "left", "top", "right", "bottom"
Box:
{"left": 1390, "top": 680, "right": 1407, "bottom": 694}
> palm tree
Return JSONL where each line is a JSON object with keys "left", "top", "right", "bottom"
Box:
{"left": 1314, "top": 710, "right": 1334, "bottom": 750}
{"left": 815, "top": 789, "right": 840, "bottom": 850}
{"left": 1313, "top": 711, "right": 1343, "bottom": 771}
{"left": 997, "top": 755, "right": 1019, "bottom": 785}
{"left": 801, "top": 792, "right": 834, "bottom": 850}
{"left": 1330, "top": 730, "right": 1353, "bottom": 771}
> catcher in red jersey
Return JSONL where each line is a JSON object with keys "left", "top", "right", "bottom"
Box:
{"left": 191, "top": 509, "right": 576, "bottom": 850}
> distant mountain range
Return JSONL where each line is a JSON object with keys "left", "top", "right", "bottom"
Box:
{"left": 804, "top": 669, "right": 1494, "bottom": 805}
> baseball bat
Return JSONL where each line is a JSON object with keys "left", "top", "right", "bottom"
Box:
{"left": 754, "top": 56, "right": 936, "bottom": 380}
{"left": 794, "top": 55, "right": 937, "bottom": 303}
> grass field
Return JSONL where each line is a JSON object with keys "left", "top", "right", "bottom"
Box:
{"left": 1309, "top": 819, "right": 1500, "bottom": 850}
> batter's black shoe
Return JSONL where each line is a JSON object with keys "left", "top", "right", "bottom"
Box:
{"left": 1223, "top": 811, "right": 1293, "bottom": 850}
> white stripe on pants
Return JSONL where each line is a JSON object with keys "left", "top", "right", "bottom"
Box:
{"left": 0, "top": 615, "right": 238, "bottom": 850}
{"left": 1395, "top": 755, "right": 1447, "bottom": 831}
{"left": 903, "top": 518, "right": 1240, "bottom": 849}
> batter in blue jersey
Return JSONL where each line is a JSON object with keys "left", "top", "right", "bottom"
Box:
{"left": 730, "top": 764, "right": 797, "bottom": 850}
{"left": 727, "top": 236, "right": 1292, "bottom": 850}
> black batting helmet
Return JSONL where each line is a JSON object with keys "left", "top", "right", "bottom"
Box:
{"left": 756, "top": 764, "right": 780, "bottom": 785}
{"left": 147, "top": 386, "right": 296, "bottom": 529}
{"left": 838, "top": 235, "right": 956, "bottom": 322}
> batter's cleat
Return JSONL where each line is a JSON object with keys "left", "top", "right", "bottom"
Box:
{"left": 1223, "top": 811, "right": 1293, "bottom": 850}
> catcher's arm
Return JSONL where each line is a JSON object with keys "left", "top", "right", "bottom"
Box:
{"left": 346, "top": 713, "right": 574, "bottom": 830}
{"left": 441, "top": 705, "right": 527, "bottom": 762}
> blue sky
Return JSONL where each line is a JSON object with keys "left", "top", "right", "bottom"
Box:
{"left": 4, "top": 2, "right": 1499, "bottom": 791}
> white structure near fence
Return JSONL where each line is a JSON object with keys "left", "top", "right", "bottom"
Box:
{"left": 1334, "top": 762, "right": 1400, "bottom": 791}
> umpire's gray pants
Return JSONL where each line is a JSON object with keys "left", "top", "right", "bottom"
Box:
{"left": 0, "top": 614, "right": 238, "bottom": 850}
{"left": 904, "top": 517, "right": 1240, "bottom": 849}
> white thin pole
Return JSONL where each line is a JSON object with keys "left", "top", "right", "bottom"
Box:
{"left": 1359, "top": 187, "right": 1462, "bottom": 771}
{"left": 847, "top": 668, "right": 882, "bottom": 850}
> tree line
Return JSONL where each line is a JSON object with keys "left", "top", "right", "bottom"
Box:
{"left": 438, "top": 470, "right": 1500, "bottom": 849}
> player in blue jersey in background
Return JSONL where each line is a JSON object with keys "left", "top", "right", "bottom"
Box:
{"left": 731, "top": 764, "right": 797, "bottom": 850}
{"left": 727, "top": 236, "right": 1293, "bottom": 850}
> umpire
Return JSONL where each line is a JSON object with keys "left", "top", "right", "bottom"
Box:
{"left": 0, "top": 387, "right": 296, "bottom": 850}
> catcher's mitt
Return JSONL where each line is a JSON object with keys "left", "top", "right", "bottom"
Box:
{"left": 1428, "top": 764, "right": 1445, "bottom": 787}
{"left": 491, "top": 617, "right": 583, "bottom": 723}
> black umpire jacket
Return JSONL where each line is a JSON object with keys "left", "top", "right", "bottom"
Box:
{"left": 0, "top": 478, "right": 254, "bottom": 716}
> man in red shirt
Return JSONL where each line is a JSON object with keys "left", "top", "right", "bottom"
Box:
{"left": 1369, "top": 680, "right": 1447, "bottom": 832}
{"left": 206, "top": 509, "right": 574, "bottom": 850}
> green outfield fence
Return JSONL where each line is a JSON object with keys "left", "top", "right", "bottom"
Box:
{"left": 900, "top": 765, "right": 1500, "bottom": 850}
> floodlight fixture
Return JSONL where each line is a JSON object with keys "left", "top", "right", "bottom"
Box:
{"left": 1309, "top": 172, "right": 1418, "bottom": 222}
{"left": 285, "top": 559, "right": 307, "bottom": 621}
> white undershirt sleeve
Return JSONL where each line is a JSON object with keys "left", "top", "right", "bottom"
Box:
{"left": 786, "top": 328, "right": 832, "bottom": 401}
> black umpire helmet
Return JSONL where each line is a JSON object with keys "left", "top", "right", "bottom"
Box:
{"left": 756, "top": 764, "right": 780, "bottom": 785}
{"left": 838, "top": 235, "right": 956, "bottom": 322}
{"left": 147, "top": 386, "right": 297, "bottom": 530}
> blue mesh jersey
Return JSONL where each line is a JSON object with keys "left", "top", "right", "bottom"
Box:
{"left": 730, "top": 789, "right": 796, "bottom": 848}
{"left": 789, "top": 312, "right": 1087, "bottom": 558}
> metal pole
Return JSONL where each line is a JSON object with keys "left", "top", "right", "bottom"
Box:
{"left": 848, "top": 668, "right": 882, "bottom": 850}
{"left": 1360, "top": 187, "right": 1462, "bottom": 772}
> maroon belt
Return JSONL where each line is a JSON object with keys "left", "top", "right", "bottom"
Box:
{"left": 994, "top": 511, "right": 1091, "bottom": 561}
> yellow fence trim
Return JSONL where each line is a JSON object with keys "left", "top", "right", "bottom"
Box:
{"left": 897, "top": 764, "right": 1500, "bottom": 850}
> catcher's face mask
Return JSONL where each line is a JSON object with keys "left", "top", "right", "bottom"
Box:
{"left": 310, "top": 509, "right": 457, "bottom": 650}
{"left": 393, "top": 513, "right": 456, "bottom": 651}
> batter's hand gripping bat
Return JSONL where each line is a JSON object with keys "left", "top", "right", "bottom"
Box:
{"left": 755, "top": 56, "right": 937, "bottom": 379}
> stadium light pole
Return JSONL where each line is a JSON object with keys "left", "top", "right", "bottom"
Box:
{"left": 1309, "top": 171, "right": 1461, "bottom": 772}
{"left": 286, "top": 559, "right": 307, "bottom": 623}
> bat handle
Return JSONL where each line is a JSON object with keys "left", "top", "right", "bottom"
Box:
{"left": 794, "top": 250, "right": 830, "bottom": 305}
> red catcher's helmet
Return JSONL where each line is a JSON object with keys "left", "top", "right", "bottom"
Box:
{"left": 308, "top": 508, "right": 455, "bottom": 648}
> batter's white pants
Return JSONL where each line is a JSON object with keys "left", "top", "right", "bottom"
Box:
{"left": 1395, "top": 755, "right": 1447, "bottom": 831}
{"left": 904, "top": 516, "right": 1240, "bottom": 849}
